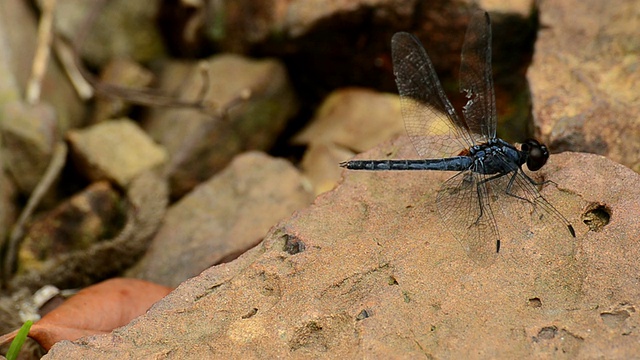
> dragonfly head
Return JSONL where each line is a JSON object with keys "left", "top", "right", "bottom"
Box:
{"left": 521, "top": 139, "right": 549, "bottom": 171}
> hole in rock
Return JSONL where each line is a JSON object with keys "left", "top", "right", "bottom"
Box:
{"left": 582, "top": 203, "right": 611, "bottom": 231}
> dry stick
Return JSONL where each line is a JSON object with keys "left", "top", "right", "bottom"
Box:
{"left": 54, "top": 38, "right": 93, "bottom": 100}
{"left": 2, "top": 143, "right": 68, "bottom": 287}
{"left": 26, "top": 0, "right": 57, "bottom": 104}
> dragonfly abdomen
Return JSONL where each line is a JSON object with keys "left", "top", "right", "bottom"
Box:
{"left": 341, "top": 157, "right": 472, "bottom": 171}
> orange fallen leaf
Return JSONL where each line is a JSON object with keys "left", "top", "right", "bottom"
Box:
{"left": 0, "top": 278, "right": 172, "bottom": 351}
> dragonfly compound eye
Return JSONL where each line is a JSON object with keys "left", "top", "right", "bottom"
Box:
{"left": 524, "top": 139, "right": 549, "bottom": 171}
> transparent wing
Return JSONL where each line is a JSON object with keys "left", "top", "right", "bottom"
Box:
{"left": 391, "top": 32, "right": 475, "bottom": 159}
{"left": 495, "top": 168, "right": 576, "bottom": 257}
{"left": 459, "top": 10, "right": 496, "bottom": 141}
{"left": 436, "top": 170, "right": 500, "bottom": 267}
{"left": 437, "top": 159, "right": 575, "bottom": 265}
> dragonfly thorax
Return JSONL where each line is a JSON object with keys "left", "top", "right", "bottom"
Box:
{"left": 468, "top": 138, "right": 523, "bottom": 175}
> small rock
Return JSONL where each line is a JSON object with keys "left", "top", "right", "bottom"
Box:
{"left": 0, "top": 101, "right": 58, "bottom": 195}
{"left": 126, "top": 151, "right": 314, "bottom": 287}
{"left": 300, "top": 142, "right": 354, "bottom": 196}
{"left": 478, "top": 0, "right": 534, "bottom": 16}
{"left": 67, "top": 118, "right": 167, "bottom": 187}
{"left": 294, "top": 88, "right": 403, "bottom": 153}
{"left": 144, "top": 54, "right": 298, "bottom": 198}
{"left": 293, "top": 88, "right": 403, "bottom": 195}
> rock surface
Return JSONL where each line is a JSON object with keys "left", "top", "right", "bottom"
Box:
{"left": 205, "top": 0, "right": 417, "bottom": 51}
{"left": 53, "top": 0, "right": 166, "bottom": 68}
{"left": 45, "top": 141, "right": 640, "bottom": 358}
{"left": 126, "top": 151, "right": 315, "bottom": 288}
{"left": 528, "top": 0, "right": 640, "bottom": 172}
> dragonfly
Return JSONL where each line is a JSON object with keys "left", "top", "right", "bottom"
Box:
{"left": 340, "top": 11, "right": 575, "bottom": 265}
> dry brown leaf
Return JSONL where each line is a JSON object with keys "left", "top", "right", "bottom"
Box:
{"left": 0, "top": 278, "right": 172, "bottom": 351}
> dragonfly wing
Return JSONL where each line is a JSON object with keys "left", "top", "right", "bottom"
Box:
{"left": 392, "top": 32, "right": 475, "bottom": 159}
{"left": 459, "top": 10, "right": 497, "bottom": 142}
{"left": 495, "top": 166, "right": 576, "bottom": 256}
{"left": 436, "top": 170, "right": 500, "bottom": 266}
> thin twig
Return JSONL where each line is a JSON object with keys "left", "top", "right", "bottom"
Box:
{"left": 54, "top": 38, "right": 94, "bottom": 99}
{"left": 26, "top": 0, "right": 57, "bottom": 104}
{"left": 2, "top": 142, "right": 68, "bottom": 287}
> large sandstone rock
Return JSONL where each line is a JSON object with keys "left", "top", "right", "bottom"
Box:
{"left": 45, "top": 142, "right": 640, "bottom": 358}
{"left": 528, "top": 0, "right": 640, "bottom": 172}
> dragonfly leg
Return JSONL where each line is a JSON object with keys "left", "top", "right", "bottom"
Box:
{"left": 477, "top": 169, "right": 510, "bottom": 184}
{"left": 520, "top": 168, "right": 556, "bottom": 187}
{"left": 504, "top": 169, "right": 536, "bottom": 203}
{"left": 470, "top": 170, "right": 509, "bottom": 225}
{"left": 477, "top": 169, "right": 533, "bottom": 204}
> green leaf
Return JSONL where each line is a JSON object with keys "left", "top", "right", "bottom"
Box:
{"left": 6, "top": 320, "right": 33, "bottom": 360}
